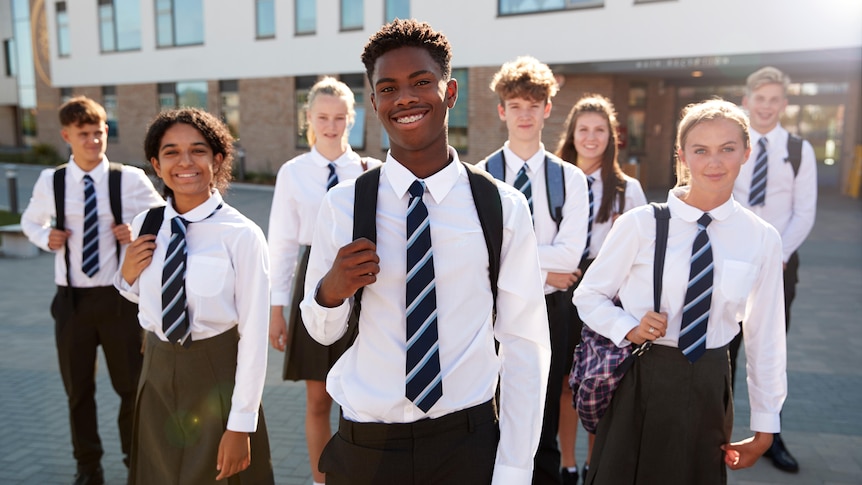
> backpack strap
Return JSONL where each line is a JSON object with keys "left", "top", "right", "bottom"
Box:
{"left": 108, "top": 162, "right": 123, "bottom": 262}
{"left": 543, "top": 152, "right": 566, "bottom": 227}
{"left": 484, "top": 148, "right": 506, "bottom": 182}
{"left": 351, "top": 166, "right": 381, "bottom": 311}
{"left": 786, "top": 133, "right": 803, "bottom": 177}
{"left": 53, "top": 165, "right": 71, "bottom": 288}
{"left": 138, "top": 206, "right": 166, "bottom": 237}
{"left": 463, "top": 162, "right": 503, "bottom": 318}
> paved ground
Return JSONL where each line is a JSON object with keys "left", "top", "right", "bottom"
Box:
{"left": 1, "top": 164, "right": 860, "bottom": 484}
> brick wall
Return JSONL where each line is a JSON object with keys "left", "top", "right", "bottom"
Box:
{"left": 238, "top": 77, "right": 294, "bottom": 175}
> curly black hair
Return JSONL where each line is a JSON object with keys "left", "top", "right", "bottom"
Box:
{"left": 144, "top": 108, "right": 234, "bottom": 198}
{"left": 361, "top": 18, "right": 452, "bottom": 84}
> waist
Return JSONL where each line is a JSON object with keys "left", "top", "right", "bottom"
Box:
{"left": 649, "top": 343, "right": 730, "bottom": 362}
{"left": 146, "top": 325, "right": 239, "bottom": 352}
{"left": 338, "top": 400, "right": 497, "bottom": 443}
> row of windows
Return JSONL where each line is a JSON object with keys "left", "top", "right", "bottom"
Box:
{"left": 57, "top": 69, "right": 471, "bottom": 153}
{"left": 54, "top": 0, "right": 412, "bottom": 57}
{"left": 498, "top": 0, "right": 670, "bottom": 16}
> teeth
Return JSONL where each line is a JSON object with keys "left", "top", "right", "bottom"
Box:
{"left": 177, "top": 173, "right": 197, "bottom": 178}
{"left": 396, "top": 113, "right": 424, "bottom": 124}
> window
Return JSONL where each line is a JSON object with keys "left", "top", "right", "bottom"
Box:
{"left": 220, "top": 80, "right": 240, "bottom": 139}
{"left": 99, "top": 0, "right": 141, "bottom": 52}
{"left": 159, "top": 81, "right": 208, "bottom": 110}
{"left": 385, "top": 0, "right": 409, "bottom": 22}
{"left": 340, "top": 0, "right": 363, "bottom": 31}
{"left": 60, "top": 87, "right": 74, "bottom": 104}
{"left": 295, "top": 75, "right": 316, "bottom": 149}
{"left": 103, "top": 86, "right": 119, "bottom": 140}
{"left": 627, "top": 83, "right": 647, "bottom": 154}
{"left": 158, "top": 83, "right": 176, "bottom": 111}
{"left": 449, "top": 68, "right": 468, "bottom": 152}
{"left": 342, "top": 73, "right": 366, "bottom": 150}
{"left": 498, "top": 0, "right": 602, "bottom": 16}
{"left": 3, "top": 39, "right": 15, "bottom": 77}
{"left": 296, "top": 0, "right": 316, "bottom": 35}
{"left": 55, "top": 2, "right": 70, "bottom": 57}
{"left": 256, "top": 0, "right": 275, "bottom": 38}
{"left": 156, "top": 0, "right": 204, "bottom": 47}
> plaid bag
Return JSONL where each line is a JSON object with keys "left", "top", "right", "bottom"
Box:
{"left": 568, "top": 203, "right": 670, "bottom": 434}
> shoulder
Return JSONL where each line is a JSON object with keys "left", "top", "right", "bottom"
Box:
{"left": 731, "top": 201, "right": 781, "bottom": 240}
{"left": 118, "top": 164, "right": 153, "bottom": 182}
{"left": 220, "top": 204, "right": 267, "bottom": 240}
{"left": 360, "top": 156, "right": 383, "bottom": 169}
{"left": 277, "top": 152, "right": 313, "bottom": 174}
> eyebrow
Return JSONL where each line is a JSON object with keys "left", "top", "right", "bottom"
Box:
{"left": 375, "top": 69, "right": 434, "bottom": 87}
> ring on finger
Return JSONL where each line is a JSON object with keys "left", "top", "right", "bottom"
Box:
{"left": 648, "top": 327, "right": 655, "bottom": 334}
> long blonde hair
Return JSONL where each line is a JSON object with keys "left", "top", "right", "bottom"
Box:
{"left": 304, "top": 76, "right": 356, "bottom": 147}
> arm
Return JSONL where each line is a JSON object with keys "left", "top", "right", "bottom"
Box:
{"left": 780, "top": 140, "right": 817, "bottom": 260}
{"left": 491, "top": 193, "right": 552, "bottom": 485}
{"left": 538, "top": 166, "right": 587, "bottom": 287}
{"left": 267, "top": 165, "right": 302, "bottom": 350}
{"left": 20, "top": 169, "right": 62, "bottom": 252}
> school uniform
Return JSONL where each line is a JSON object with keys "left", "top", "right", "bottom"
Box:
{"left": 300, "top": 148, "right": 551, "bottom": 485}
{"left": 573, "top": 188, "right": 787, "bottom": 485}
{"left": 269, "top": 146, "right": 381, "bottom": 381}
{"left": 476, "top": 142, "right": 588, "bottom": 484}
{"left": 115, "top": 191, "right": 274, "bottom": 484}
{"left": 21, "top": 156, "right": 163, "bottom": 476}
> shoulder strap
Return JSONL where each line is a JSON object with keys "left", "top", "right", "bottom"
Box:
{"left": 463, "top": 162, "right": 503, "bottom": 317}
{"left": 351, "top": 166, "right": 382, "bottom": 309}
{"left": 543, "top": 152, "right": 565, "bottom": 227}
{"left": 786, "top": 134, "right": 803, "bottom": 177}
{"left": 53, "top": 165, "right": 71, "bottom": 288}
{"left": 651, "top": 202, "right": 670, "bottom": 312}
{"left": 139, "top": 206, "right": 166, "bottom": 237}
{"left": 484, "top": 148, "right": 506, "bottom": 181}
{"left": 108, "top": 162, "right": 123, "bottom": 226}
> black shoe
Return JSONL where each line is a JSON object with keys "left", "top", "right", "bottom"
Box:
{"left": 561, "top": 467, "right": 579, "bottom": 485}
{"left": 73, "top": 466, "right": 104, "bottom": 485}
{"left": 766, "top": 434, "right": 799, "bottom": 473}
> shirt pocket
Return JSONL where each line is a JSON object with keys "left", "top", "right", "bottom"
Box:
{"left": 720, "top": 260, "right": 758, "bottom": 303}
{"left": 186, "top": 255, "right": 229, "bottom": 297}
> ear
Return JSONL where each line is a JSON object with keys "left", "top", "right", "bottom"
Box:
{"left": 497, "top": 104, "right": 506, "bottom": 122}
{"left": 543, "top": 100, "right": 552, "bottom": 119}
{"left": 370, "top": 92, "right": 378, "bottom": 114}
{"left": 212, "top": 153, "right": 224, "bottom": 185}
{"left": 60, "top": 128, "right": 71, "bottom": 144}
{"left": 150, "top": 157, "right": 162, "bottom": 178}
{"left": 677, "top": 147, "right": 687, "bottom": 166}
{"left": 742, "top": 146, "right": 752, "bottom": 163}
{"left": 445, "top": 78, "right": 458, "bottom": 109}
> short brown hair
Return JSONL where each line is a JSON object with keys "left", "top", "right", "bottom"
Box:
{"left": 675, "top": 98, "right": 750, "bottom": 186}
{"left": 490, "top": 56, "right": 558, "bottom": 104}
{"left": 144, "top": 108, "right": 234, "bottom": 198}
{"left": 746, "top": 66, "right": 790, "bottom": 97}
{"left": 58, "top": 96, "right": 107, "bottom": 127}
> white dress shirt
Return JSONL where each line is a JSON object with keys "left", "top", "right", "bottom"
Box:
{"left": 582, "top": 168, "right": 648, "bottom": 259}
{"left": 475, "top": 142, "right": 588, "bottom": 294}
{"left": 21, "top": 156, "right": 163, "bottom": 287}
{"left": 732, "top": 125, "right": 817, "bottom": 262}
{"left": 115, "top": 192, "right": 270, "bottom": 433}
{"left": 300, "top": 148, "right": 551, "bottom": 484}
{"left": 268, "top": 146, "right": 381, "bottom": 306}
{"left": 573, "top": 188, "right": 787, "bottom": 433}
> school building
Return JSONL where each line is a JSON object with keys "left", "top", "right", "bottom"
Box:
{"left": 2, "top": 0, "right": 861, "bottom": 192}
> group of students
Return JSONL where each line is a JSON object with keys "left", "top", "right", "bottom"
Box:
{"left": 21, "top": 17, "right": 814, "bottom": 485}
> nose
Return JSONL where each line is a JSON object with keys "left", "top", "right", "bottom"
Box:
{"left": 395, "top": 85, "right": 419, "bottom": 107}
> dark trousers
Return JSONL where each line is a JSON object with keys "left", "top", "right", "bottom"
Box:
{"left": 51, "top": 285, "right": 143, "bottom": 473}
{"left": 533, "top": 290, "right": 574, "bottom": 485}
{"left": 730, "top": 251, "right": 799, "bottom": 389}
{"left": 319, "top": 400, "right": 499, "bottom": 484}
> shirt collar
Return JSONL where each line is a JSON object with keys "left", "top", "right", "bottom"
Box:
{"left": 751, "top": 124, "right": 784, "bottom": 147}
{"left": 502, "top": 142, "right": 546, "bottom": 174}
{"left": 310, "top": 145, "right": 357, "bottom": 168}
{"left": 166, "top": 190, "right": 224, "bottom": 223}
{"left": 668, "top": 186, "right": 736, "bottom": 223}
{"left": 68, "top": 156, "right": 109, "bottom": 184}
{"left": 383, "top": 146, "right": 462, "bottom": 204}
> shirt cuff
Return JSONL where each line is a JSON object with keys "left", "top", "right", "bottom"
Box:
{"left": 112, "top": 270, "right": 140, "bottom": 303}
{"left": 226, "top": 410, "right": 259, "bottom": 433}
{"left": 491, "top": 463, "right": 533, "bottom": 485}
{"left": 750, "top": 411, "right": 781, "bottom": 434}
{"left": 271, "top": 291, "right": 290, "bottom": 307}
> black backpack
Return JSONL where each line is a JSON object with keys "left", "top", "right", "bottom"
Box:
{"left": 786, "top": 133, "right": 804, "bottom": 177}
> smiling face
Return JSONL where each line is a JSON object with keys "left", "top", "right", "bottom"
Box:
{"left": 573, "top": 112, "right": 610, "bottom": 169}
{"left": 678, "top": 118, "right": 751, "bottom": 209}
{"left": 370, "top": 46, "right": 456, "bottom": 174}
{"left": 498, "top": 96, "right": 550, "bottom": 145}
{"left": 743, "top": 82, "right": 787, "bottom": 135}
{"left": 151, "top": 123, "right": 220, "bottom": 213}
{"left": 308, "top": 93, "right": 351, "bottom": 150}
{"left": 62, "top": 121, "right": 108, "bottom": 170}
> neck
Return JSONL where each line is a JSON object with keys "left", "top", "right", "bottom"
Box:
{"left": 507, "top": 138, "right": 541, "bottom": 161}
{"left": 73, "top": 155, "right": 103, "bottom": 172}
{"left": 391, "top": 137, "right": 452, "bottom": 179}
{"left": 577, "top": 156, "right": 602, "bottom": 175}
{"left": 316, "top": 141, "right": 348, "bottom": 162}
{"left": 680, "top": 187, "right": 728, "bottom": 212}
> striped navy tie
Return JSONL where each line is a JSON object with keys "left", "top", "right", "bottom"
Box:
{"left": 582, "top": 175, "right": 595, "bottom": 264}
{"left": 162, "top": 216, "right": 191, "bottom": 346}
{"left": 327, "top": 162, "right": 338, "bottom": 191}
{"left": 749, "top": 138, "right": 768, "bottom": 206}
{"left": 513, "top": 163, "right": 533, "bottom": 216}
{"left": 81, "top": 175, "right": 99, "bottom": 277}
{"left": 405, "top": 180, "right": 442, "bottom": 412}
{"left": 679, "top": 213, "right": 713, "bottom": 363}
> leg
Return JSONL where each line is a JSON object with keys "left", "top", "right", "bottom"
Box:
{"left": 305, "top": 379, "right": 333, "bottom": 484}
{"left": 96, "top": 292, "right": 143, "bottom": 464}
{"left": 53, "top": 290, "right": 103, "bottom": 475}
{"left": 533, "top": 293, "right": 568, "bottom": 485}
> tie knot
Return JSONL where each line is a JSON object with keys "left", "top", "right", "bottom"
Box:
{"left": 409, "top": 180, "right": 425, "bottom": 199}
{"left": 697, "top": 213, "right": 712, "bottom": 229}
{"left": 758, "top": 137, "right": 768, "bottom": 150}
{"left": 520, "top": 163, "right": 529, "bottom": 174}
{"left": 587, "top": 175, "right": 595, "bottom": 186}
{"left": 171, "top": 216, "right": 189, "bottom": 234}
{"left": 328, "top": 162, "right": 336, "bottom": 174}
{"left": 83, "top": 174, "right": 94, "bottom": 185}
